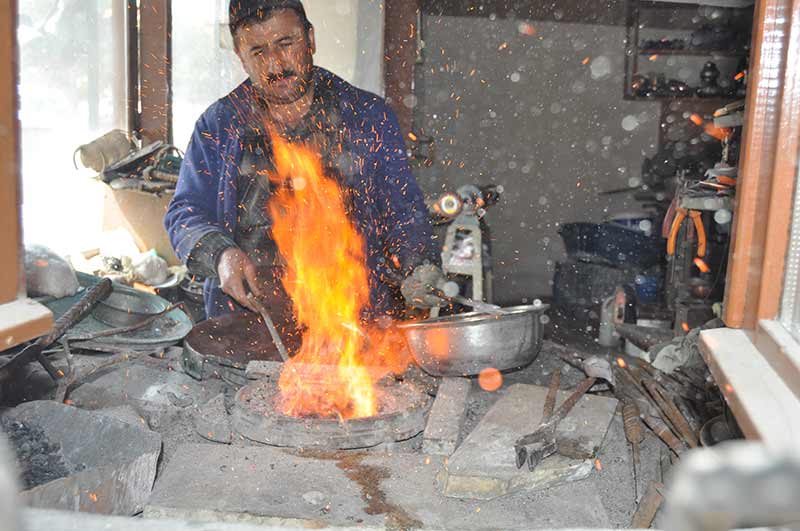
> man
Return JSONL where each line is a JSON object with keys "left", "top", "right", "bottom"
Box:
{"left": 165, "top": 0, "right": 445, "bottom": 324}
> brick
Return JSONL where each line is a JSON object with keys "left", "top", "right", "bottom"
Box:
{"left": 422, "top": 377, "right": 471, "bottom": 456}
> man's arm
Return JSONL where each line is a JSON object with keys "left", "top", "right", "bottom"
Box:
{"left": 373, "top": 106, "right": 439, "bottom": 276}
{"left": 164, "top": 115, "right": 261, "bottom": 308}
{"left": 165, "top": 114, "right": 233, "bottom": 271}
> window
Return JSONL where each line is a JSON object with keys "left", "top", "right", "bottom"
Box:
{"left": 17, "top": 0, "right": 127, "bottom": 254}
{"left": 171, "top": 0, "right": 385, "bottom": 150}
{"left": 780, "top": 147, "right": 800, "bottom": 341}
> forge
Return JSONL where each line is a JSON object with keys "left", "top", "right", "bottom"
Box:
{"left": 232, "top": 375, "right": 432, "bottom": 450}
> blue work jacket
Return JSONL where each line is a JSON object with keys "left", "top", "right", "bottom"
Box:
{"left": 164, "top": 68, "right": 437, "bottom": 319}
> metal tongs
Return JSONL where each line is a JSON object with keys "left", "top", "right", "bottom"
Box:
{"left": 247, "top": 294, "right": 289, "bottom": 361}
{"left": 514, "top": 370, "right": 597, "bottom": 471}
{"left": 428, "top": 284, "right": 508, "bottom": 315}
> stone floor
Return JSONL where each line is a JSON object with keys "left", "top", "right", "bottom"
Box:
{"left": 2, "top": 336, "right": 668, "bottom": 529}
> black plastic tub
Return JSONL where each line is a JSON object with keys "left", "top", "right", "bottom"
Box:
{"left": 559, "top": 222, "right": 664, "bottom": 269}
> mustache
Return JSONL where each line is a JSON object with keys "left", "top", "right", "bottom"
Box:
{"left": 266, "top": 70, "right": 298, "bottom": 83}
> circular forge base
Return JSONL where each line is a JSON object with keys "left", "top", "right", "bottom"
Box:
{"left": 232, "top": 379, "right": 432, "bottom": 450}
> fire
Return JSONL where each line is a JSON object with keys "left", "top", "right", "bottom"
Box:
{"left": 267, "top": 135, "right": 410, "bottom": 420}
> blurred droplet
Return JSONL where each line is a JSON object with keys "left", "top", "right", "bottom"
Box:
{"left": 714, "top": 209, "right": 732, "bottom": 225}
{"left": 478, "top": 368, "right": 503, "bottom": 392}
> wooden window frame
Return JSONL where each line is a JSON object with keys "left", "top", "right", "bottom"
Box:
{"left": 0, "top": 0, "right": 53, "bottom": 351}
{"left": 700, "top": 0, "right": 800, "bottom": 446}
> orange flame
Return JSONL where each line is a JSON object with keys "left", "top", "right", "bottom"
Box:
{"left": 267, "top": 135, "right": 409, "bottom": 420}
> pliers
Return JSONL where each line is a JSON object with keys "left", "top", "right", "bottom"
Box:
{"left": 667, "top": 208, "right": 707, "bottom": 258}
{"left": 514, "top": 371, "right": 597, "bottom": 471}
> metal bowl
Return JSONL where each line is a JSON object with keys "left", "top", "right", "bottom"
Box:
{"left": 396, "top": 304, "right": 549, "bottom": 377}
{"left": 93, "top": 288, "right": 170, "bottom": 327}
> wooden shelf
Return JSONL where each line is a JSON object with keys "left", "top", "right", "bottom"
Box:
{"left": 624, "top": 94, "right": 738, "bottom": 102}
{"left": 639, "top": 48, "right": 747, "bottom": 56}
{"left": 639, "top": 0, "right": 754, "bottom": 8}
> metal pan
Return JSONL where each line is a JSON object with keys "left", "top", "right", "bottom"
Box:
{"left": 93, "top": 288, "right": 170, "bottom": 327}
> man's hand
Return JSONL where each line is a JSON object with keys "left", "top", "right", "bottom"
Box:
{"left": 217, "top": 247, "right": 262, "bottom": 311}
{"left": 401, "top": 264, "right": 451, "bottom": 308}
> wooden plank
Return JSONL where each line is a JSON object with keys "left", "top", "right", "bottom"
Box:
{"left": 699, "top": 327, "right": 800, "bottom": 447}
{"left": 724, "top": 0, "right": 793, "bottom": 328}
{"left": 0, "top": 0, "right": 21, "bottom": 305}
{"left": 756, "top": 0, "right": 800, "bottom": 321}
{"left": 0, "top": 298, "right": 52, "bottom": 352}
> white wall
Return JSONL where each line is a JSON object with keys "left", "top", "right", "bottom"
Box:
{"left": 415, "top": 16, "right": 662, "bottom": 302}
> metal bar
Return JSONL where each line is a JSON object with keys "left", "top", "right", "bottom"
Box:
{"left": 630, "top": 482, "right": 665, "bottom": 529}
{"left": 643, "top": 379, "right": 699, "bottom": 448}
{"left": 642, "top": 414, "right": 685, "bottom": 456}
{"left": 0, "top": 279, "right": 113, "bottom": 381}
{"left": 549, "top": 377, "right": 596, "bottom": 426}
{"left": 542, "top": 369, "right": 561, "bottom": 423}
{"left": 127, "top": 0, "right": 141, "bottom": 139}
{"left": 247, "top": 294, "right": 289, "bottom": 362}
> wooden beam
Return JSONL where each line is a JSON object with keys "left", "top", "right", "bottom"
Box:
{"left": 724, "top": 0, "right": 793, "bottom": 328}
{"left": 384, "top": 0, "right": 420, "bottom": 135}
{"left": 0, "top": 0, "right": 22, "bottom": 305}
{"left": 138, "top": 0, "right": 172, "bottom": 144}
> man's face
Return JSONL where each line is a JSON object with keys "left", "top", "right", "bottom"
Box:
{"left": 234, "top": 9, "right": 316, "bottom": 105}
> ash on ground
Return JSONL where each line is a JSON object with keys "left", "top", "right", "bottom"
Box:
{"left": 0, "top": 416, "right": 73, "bottom": 490}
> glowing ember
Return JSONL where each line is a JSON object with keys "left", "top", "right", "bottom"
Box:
{"left": 267, "top": 135, "right": 410, "bottom": 420}
{"left": 694, "top": 257, "right": 711, "bottom": 273}
{"left": 616, "top": 357, "right": 627, "bottom": 368}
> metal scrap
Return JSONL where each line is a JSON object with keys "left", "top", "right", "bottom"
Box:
{"left": 0, "top": 279, "right": 113, "bottom": 382}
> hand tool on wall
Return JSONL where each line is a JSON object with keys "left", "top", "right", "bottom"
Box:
{"left": 514, "top": 373, "right": 597, "bottom": 471}
{"left": 0, "top": 279, "right": 113, "bottom": 382}
{"left": 667, "top": 208, "right": 707, "bottom": 258}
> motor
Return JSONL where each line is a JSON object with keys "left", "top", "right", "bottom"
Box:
{"left": 427, "top": 184, "right": 503, "bottom": 316}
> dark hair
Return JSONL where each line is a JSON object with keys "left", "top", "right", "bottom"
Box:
{"left": 229, "top": 5, "right": 313, "bottom": 42}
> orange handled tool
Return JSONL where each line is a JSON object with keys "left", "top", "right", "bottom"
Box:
{"left": 667, "top": 208, "right": 707, "bottom": 258}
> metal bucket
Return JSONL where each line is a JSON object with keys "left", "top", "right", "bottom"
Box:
{"left": 396, "top": 304, "right": 549, "bottom": 377}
